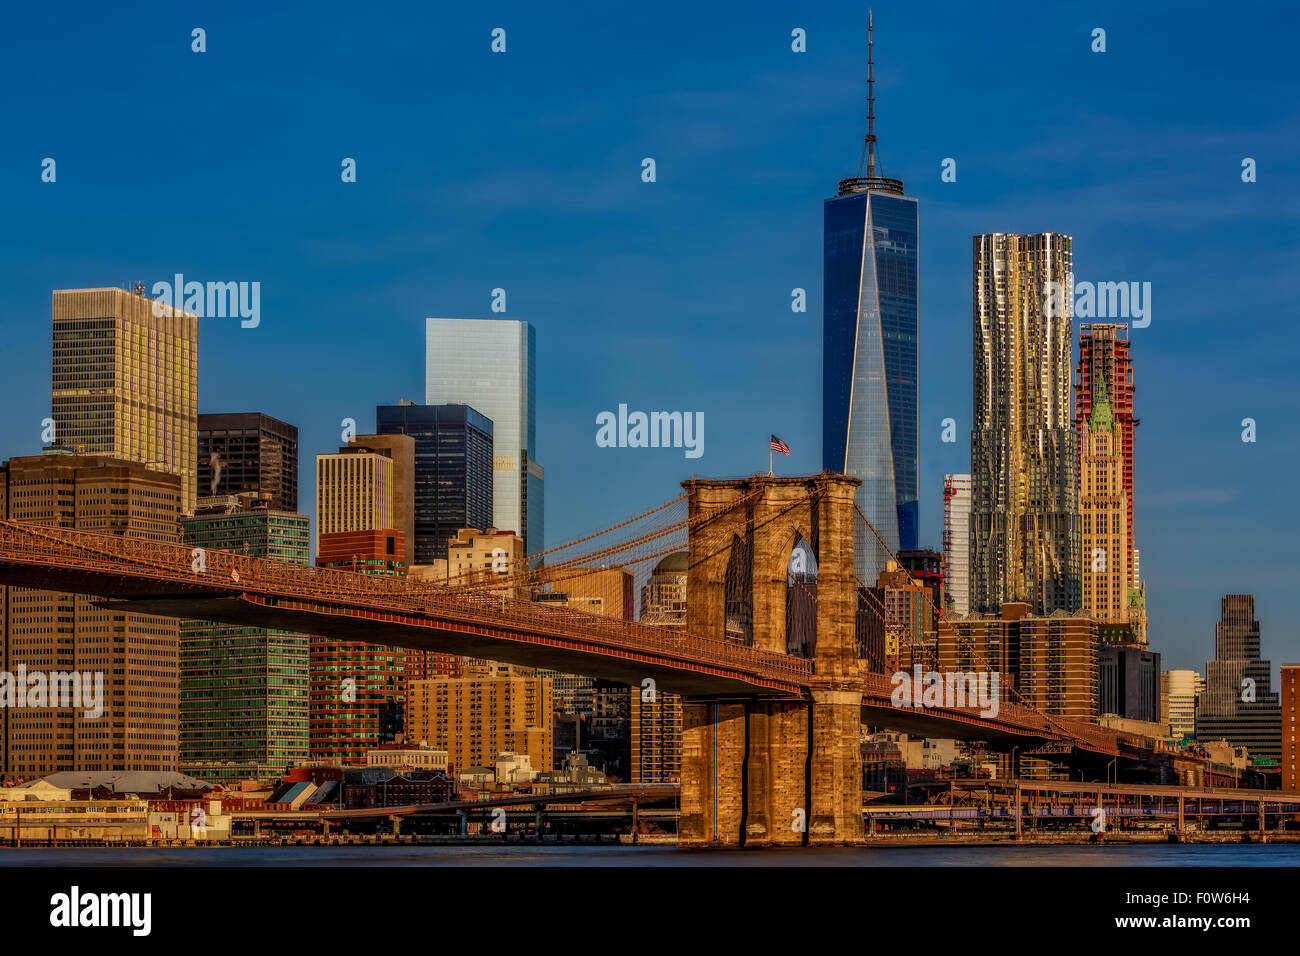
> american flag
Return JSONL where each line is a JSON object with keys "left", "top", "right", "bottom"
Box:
{"left": 770, "top": 434, "right": 790, "bottom": 456}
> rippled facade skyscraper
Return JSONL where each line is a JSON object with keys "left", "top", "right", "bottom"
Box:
{"left": 970, "top": 233, "right": 1080, "bottom": 614}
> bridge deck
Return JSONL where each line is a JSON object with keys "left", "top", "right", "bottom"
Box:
{"left": 0, "top": 519, "right": 1143, "bottom": 753}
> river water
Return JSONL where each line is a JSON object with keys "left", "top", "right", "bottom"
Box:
{"left": 3, "top": 843, "right": 1298, "bottom": 866}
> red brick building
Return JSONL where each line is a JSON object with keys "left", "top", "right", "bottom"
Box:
{"left": 1283, "top": 664, "right": 1299, "bottom": 792}
{"left": 343, "top": 771, "right": 454, "bottom": 809}
{"left": 316, "top": 529, "right": 405, "bottom": 572}
{"left": 310, "top": 530, "right": 409, "bottom": 766}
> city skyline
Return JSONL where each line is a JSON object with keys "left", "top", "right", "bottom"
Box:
{"left": 0, "top": 2, "right": 1295, "bottom": 675}
{"left": 2, "top": 8, "right": 1300, "bottom": 904}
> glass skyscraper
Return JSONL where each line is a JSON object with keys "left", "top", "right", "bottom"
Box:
{"left": 425, "top": 318, "right": 543, "bottom": 559}
{"left": 822, "top": 24, "right": 918, "bottom": 582}
{"left": 376, "top": 401, "right": 495, "bottom": 564}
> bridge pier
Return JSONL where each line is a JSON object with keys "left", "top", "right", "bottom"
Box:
{"left": 740, "top": 699, "right": 809, "bottom": 846}
{"left": 679, "top": 691, "right": 863, "bottom": 847}
{"left": 806, "top": 689, "right": 865, "bottom": 845}
{"left": 679, "top": 701, "right": 746, "bottom": 845}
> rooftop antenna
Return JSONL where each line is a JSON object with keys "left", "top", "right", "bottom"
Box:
{"left": 866, "top": 10, "right": 877, "bottom": 179}
{"left": 841, "top": 10, "right": 903, "bottom": 196}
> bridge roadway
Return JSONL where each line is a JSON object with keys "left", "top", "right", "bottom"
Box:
{"left": 881, "top": 779, "right": 1300, "bottom": 810}
{"left": 318, "top": 784, "right": 678, "bottom": 821}
{"left": 867, "top": 780, "right": 1300, "bottom": 836}
{"left": 0, "top": 519, "right": 1142, "bottom": 756}
{"left": 230, "top": 784, "right": 676, "bottom": 820}
{"left": 233, "top": 780, "right": 1300, "bottom": 834}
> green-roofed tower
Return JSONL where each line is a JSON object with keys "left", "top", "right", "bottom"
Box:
{"left": 1089, "top": 374, "right": 1114, "bottom": 433}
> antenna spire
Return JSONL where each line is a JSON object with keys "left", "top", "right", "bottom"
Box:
{"left": 866, "top": 10, "right": 876, "bottom": 179}
{"left": 838, "top": 9, "right": 903, "bottom": 195}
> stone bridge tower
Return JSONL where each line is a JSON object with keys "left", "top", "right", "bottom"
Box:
{"left": 678, "top": 474, "right": 864, "bottom": 846}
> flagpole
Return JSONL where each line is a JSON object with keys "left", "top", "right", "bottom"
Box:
{"left": 769, "top": 446, "right": 773, "bottom": 476}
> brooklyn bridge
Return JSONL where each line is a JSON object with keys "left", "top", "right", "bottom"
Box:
{"left": 0, "top": 473, "right": 1186, "bottom": 846}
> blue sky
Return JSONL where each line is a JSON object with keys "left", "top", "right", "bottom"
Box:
{"left": 0, "top": 0, "right": 1296, "bottom": 673}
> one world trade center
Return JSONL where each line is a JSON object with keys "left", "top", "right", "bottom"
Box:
{"left": 822, "top": 15, "right": 918, "bottom": 583}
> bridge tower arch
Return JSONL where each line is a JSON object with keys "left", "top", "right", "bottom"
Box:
{"left": 679, "top": 474, "right": 865, "bottom": 847}
{"left": 786, "top": 532, "right": 817, "bottom": 659}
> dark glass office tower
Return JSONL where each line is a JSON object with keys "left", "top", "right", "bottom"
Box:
{"left": 376, "top": 402, "right": 494, "bottom": 564}
{"left": 823, "top": 17, "right": 918, "bottom": 581}
{"left": 198, "top": 412, "right": 299, "bottom": 511}
{"left": 1197, "top": 594, "right": 1281, "bottom": 761}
